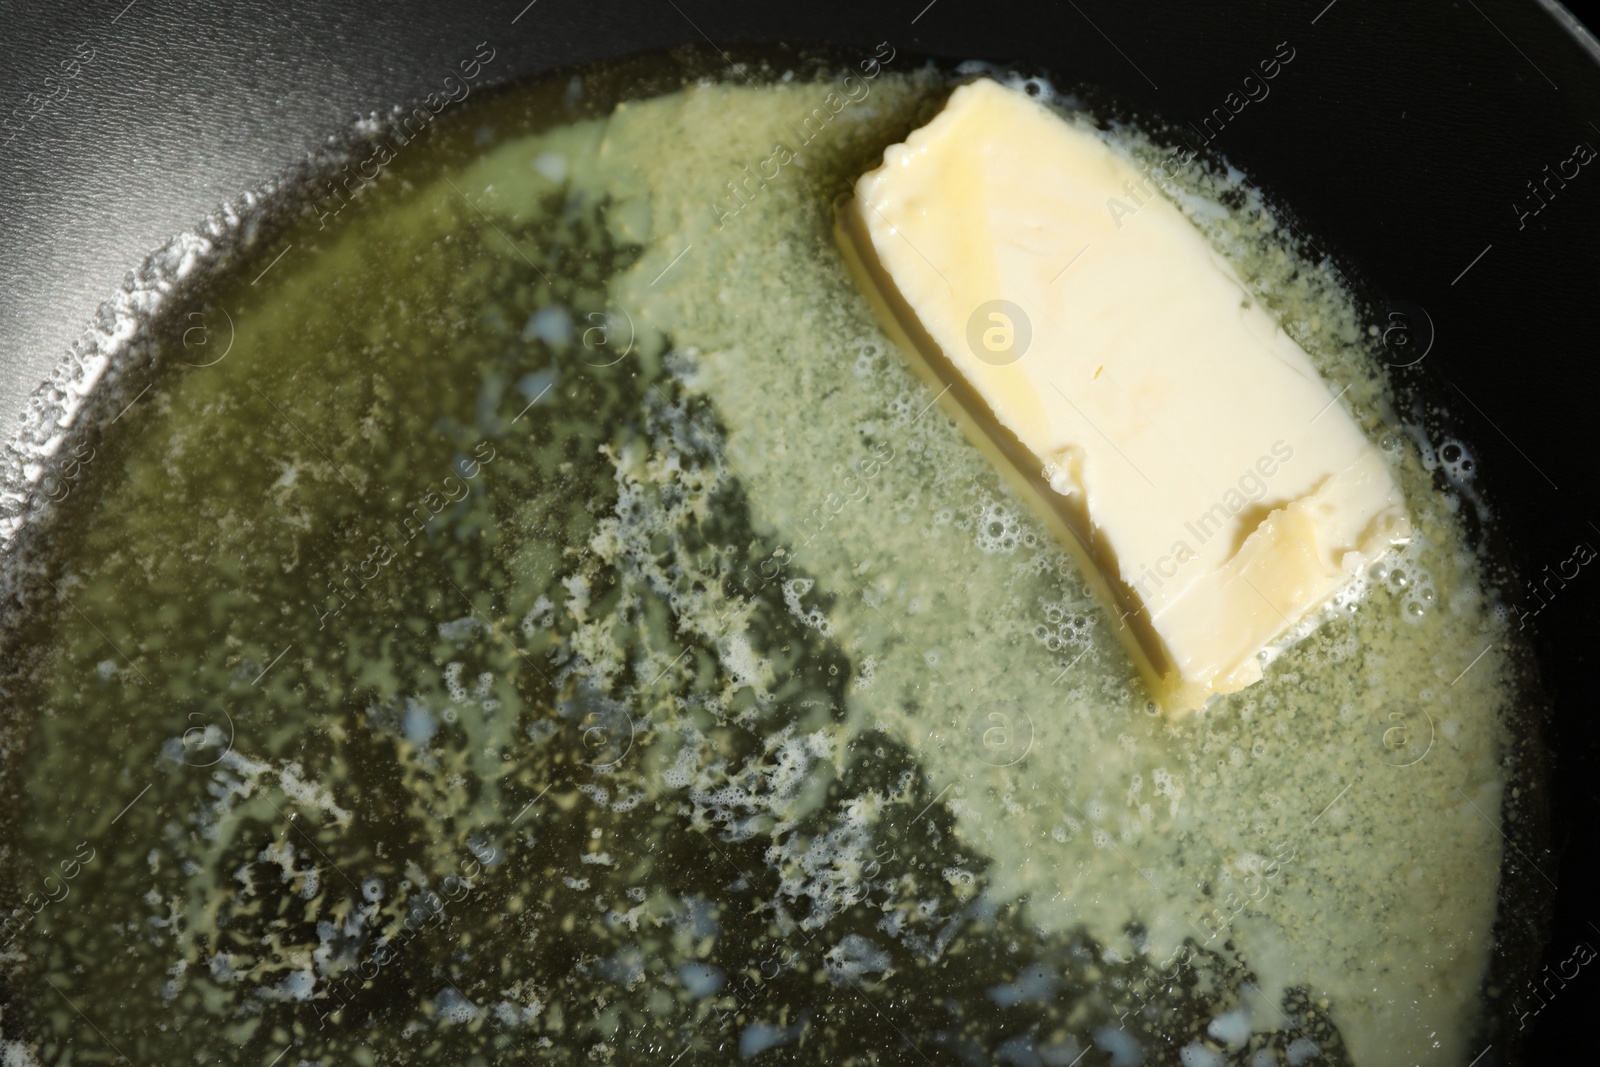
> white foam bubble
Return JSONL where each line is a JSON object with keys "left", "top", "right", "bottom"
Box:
{"left": 1180, "top": 1044, "right": 1224, "bottom": 1067}
{"left": 975, "top": 500, "right": 1023, "bottom": 553}
{"left": 782, "top": 577, "right": 833, "bottom": 636}
{"left": 443, "top": 661, "right": 468, "bottom": 702}
{"left": 531, "top": 151, "right": 568, "bottom": 183}
{"left": 1206, "top": 1007, "right": 1251, "bottom": 1047}
{"left": 1286, "top": 1038, "right": 1321, "bottom": 1065}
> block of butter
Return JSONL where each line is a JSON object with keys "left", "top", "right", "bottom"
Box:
{"left": 837, "top": 78, "right": 1409, "bottom": 713}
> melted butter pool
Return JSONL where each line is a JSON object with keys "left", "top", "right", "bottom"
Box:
{"left": 0, "top": 55, "right": 1519, "bottom": 1067}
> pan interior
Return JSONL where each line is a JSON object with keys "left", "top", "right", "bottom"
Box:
{"left": 0, "top": 50, "right": 1532, "bottom": 1067}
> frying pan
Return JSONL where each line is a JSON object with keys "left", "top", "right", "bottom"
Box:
{"left": 2, "top": 0, "right": 1598, "bottom": 1062}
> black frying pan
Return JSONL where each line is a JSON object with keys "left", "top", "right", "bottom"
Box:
{"left": 2, "top": 1, "right": 1598, "bottom": 1062}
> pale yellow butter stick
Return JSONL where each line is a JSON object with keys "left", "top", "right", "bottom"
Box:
{"left": 837, "top": 78, "right": 1409, "bottom": 713}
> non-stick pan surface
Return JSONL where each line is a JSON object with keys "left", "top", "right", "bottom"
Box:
{"left": 2, "top": 1, "right": 1598, "bottom": 1062}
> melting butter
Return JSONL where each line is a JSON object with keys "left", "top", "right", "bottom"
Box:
{"left": 839, "top": 79, "right": 1410, "bottom": 712}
